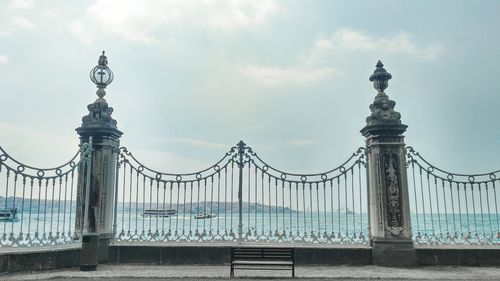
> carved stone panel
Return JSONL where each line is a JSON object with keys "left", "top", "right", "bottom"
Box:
{"left": 380, "top": 148, "right": 404, "bottom": 237}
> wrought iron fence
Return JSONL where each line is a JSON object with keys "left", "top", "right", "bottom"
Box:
{"left": 406, "top": 147, "right": 499, "bottom": 245}
{"left": 113, "top": 141, "right": 368, "bottom": 244}
{"left": 0, "top": 143, "right": 92, "bottom": 247}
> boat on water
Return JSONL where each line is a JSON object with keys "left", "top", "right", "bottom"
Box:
{"left": 0, "top": 208, "right": 18, "bottom": 222}
{"left": 194, "top": 213, "right": 217, "bottom": 219}
{"left": 142, "top": 209, "right": 177, "bottom": 217}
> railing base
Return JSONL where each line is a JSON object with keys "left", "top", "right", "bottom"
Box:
{"left": 80, "top": 234, "right": 99, "bottom": 271}
{"left": 79, "top": 265, "right": 97, "bottom": 271}
{"left": 372, "top": 238, "right": 416, "bottom": 267}
{"left": 98, "top": 236, "right": 111, "bottom": 263}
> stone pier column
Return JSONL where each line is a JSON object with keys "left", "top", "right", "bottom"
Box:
{"left": 75, "top": 51, "right": 122, "bottom": 268}
{"left": 361, "top": 61, "right": 416, "bottom": 266}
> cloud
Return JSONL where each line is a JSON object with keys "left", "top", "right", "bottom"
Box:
{"left": 238, "top": 65, "right": 340, "bottom": 86}
{"left": 68, "top": 21, "right": 92, "bottom": 44}
{"left": 151, "top": 138, "right": 228, "bottom": 150}
{"left": 130, "top": 149, "right": 213, "bottom": 173}
{"left": 0, "top": 55, "right": 8, "bottom": 64}
{"left": 0, "top": 18, "right": 35, "bottom": 37}
{"left": 286, "top": 139, "right": 319, "bottom": 146}
{"left": 314, "top": 38, "right": 333, "bottom": 50}
{"left": 311, "top": 28, "right": 442, "bottom": 60}
{"left": 0, "top": 123, "right": 78, "bottom": 167}
{"left": 9, "top": 0, "right": 35, "bottom": 9}
{"left": 10, "top": 17, "right": 35, "bottom": 29}
{"left": 87, "top": 0, "right": 279, "bottom": 43}
{"left": 204, "top": 0, "right": 278, "bottom": 29}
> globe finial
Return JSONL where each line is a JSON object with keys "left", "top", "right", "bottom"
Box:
{"left": 90, "top": 50, "right": 114, "bottom": 103}
{"left": 369, "top": 60, "right": 392, "bottom": 93}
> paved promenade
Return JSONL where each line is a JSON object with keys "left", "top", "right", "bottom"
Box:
{"left": 1, "top": 265, "right": 499, "bottom": 281}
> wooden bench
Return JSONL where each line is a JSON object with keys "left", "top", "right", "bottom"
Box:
{"left": 230, "top": 247, "right": 295, "bottom": 277}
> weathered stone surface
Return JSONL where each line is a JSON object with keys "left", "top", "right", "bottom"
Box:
{"left": 362, "top": 61, "right": 415, "bottom": 267}
{"left": 75, "top": 109, "right": 121, "bottom": 265}
{"left": 0, "top": 245, "right": 497, "bottom": 274}
{"left": 80, "top": 102, "right": 118, "bottom": 129}
{"left": 416, "top": 247, "right": 500, "bottom": 266}
{"left": 0, "top": 247, "right": 80, "bottom": 274}
{"left": 108, "top": 245, "right": 372, "bottom": 265}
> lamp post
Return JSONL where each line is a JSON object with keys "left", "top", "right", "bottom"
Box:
{"left": 76, "top": 51, "right": 122, "bottom": 270}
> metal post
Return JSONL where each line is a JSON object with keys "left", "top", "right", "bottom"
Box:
{"left": 112, "top": 150, "right": 120, "bottom": 239}
{"left": 237, "top": 141, "right": 245, "bottom": 243}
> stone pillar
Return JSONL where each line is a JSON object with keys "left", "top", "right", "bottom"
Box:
{"left": 360, "top": 61, "right": 416, "bottom": 266}
{"left": 75, "top": 51, "right": 122, "bottom": 267}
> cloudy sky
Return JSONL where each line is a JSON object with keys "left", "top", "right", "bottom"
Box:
{"left": 0, "top": 0, "right": 499, "bottom": 174}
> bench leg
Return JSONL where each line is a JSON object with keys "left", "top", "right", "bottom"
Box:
{"left": 230, "top": 265, "right": 234, "bottom": 278}
{"left": 292, "top": 265, "right": 295, "bottom": 278}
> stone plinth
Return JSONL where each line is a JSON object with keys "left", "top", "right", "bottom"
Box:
{"left": 75, "top": 100, "right": 122, "bottom": 264}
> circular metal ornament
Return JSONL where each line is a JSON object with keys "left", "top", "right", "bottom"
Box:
{"left": 89, "top": 51, "right": 114, "bottom": 88}
{"left": 90, "top": 65, "right": 114, "bottom": 87}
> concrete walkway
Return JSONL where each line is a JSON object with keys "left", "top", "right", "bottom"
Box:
{"left": 1, "top": 265, "right": 499, "bottom": 281}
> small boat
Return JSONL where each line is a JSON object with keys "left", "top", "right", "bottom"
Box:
{"left": 194, "top": 213, "right": 217, "bottom": 219}
{"left": 142, "top": 209, "right": 177, "bottom": 217}
{"left": 0, "top": 208, "right": 18, "bottom": 222}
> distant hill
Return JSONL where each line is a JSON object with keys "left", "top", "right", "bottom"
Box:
{"left": 0, "top": 196, "right": 354, "bottom": 214}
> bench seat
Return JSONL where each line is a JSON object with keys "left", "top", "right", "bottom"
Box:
{"left": 230, "top": 247, "right": 295, "bottom": 277}
{"left": 232, "top": 260, "right": 294, "bottom": 265}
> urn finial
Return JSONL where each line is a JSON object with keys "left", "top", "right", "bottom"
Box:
{"left": 369, "top": 60, "right": 392, "bottom": 93}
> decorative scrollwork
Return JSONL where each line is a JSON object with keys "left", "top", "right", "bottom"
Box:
{"left": 406, "top": 146, "right": 500, "bottom": 184}
{"left": 114, "top": 141, "right": 368, "bottom": 245}
{"left": 0, "top": 143, "right": 92, "bottom": 248}
{"left": 406, "top": 146, "right": 499, "bottom": 245}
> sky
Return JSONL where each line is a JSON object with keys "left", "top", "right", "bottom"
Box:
{"left": 0, "top": 0, "right": 499, "bottom": 175}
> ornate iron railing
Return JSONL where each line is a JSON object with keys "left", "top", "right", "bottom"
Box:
{"left": 406, "top": 147, "right": 499, "bottom": 245}
{"left": 113, "top": 141, "right": 368, "bottom": 244}
{"left": 0, "top": 143, "right": 92, "bottom": 247}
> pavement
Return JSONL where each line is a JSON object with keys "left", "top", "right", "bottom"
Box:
{"left": 0, "top": 265, "right": 499, "bottom": 281}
